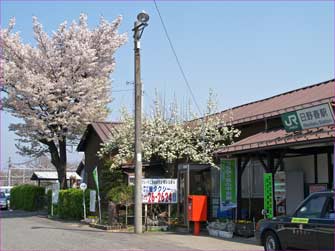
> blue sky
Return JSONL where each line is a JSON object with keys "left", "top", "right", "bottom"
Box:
{"left": 1, "top": 0, "right": 334, "bottom": 169}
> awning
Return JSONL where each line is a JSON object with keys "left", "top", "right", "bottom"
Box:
{"left": 31, "top": 171, "right": 82, "bottom": 181}
{"left": 215, "top": 125, "right": 334, "bottom": 155}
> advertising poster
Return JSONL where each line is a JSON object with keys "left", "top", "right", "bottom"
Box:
{"left": 142, "top": 179, "right": 178, "bottom": 204}
{"left": 263, "top": 173, "right": 274, "bottom": 218}
{"left": 274, "top": 172, "right": 286, "bottom": 215}
{"left": 220, "top": 159, "right": 237, "bottom": 211}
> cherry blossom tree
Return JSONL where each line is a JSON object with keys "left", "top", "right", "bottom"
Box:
{"left": 1, "top": 14, "right": 127, "bottom": 188}
{"left": 99, "top": 91, "right": 241, "bottom": 174}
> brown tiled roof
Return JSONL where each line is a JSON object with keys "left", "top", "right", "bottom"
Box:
{"left": 194, "top": 79, "right": 334, "bottom": 126}
{"left": 77, "top": 122, "right": 121, "bottom": 151}
{"left": 91, "top": 122, "right": 121, "bottom": 143}
{"left": 215, "top": 125, "right": 334, "bottom": 155}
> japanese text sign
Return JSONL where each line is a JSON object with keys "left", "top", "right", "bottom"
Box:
{"left": 263, "top": 173, "right": 274, "bottom": 219}
{"left": 142, "top": 179, "right": 178, "bottom": 204}
{"left": 220, "top": 159, "right": 237, "bottom": 211}
{"left": 281, "top": 103, "right": 334, "bottom": 132}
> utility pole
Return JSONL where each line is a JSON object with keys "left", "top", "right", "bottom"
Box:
{"left": 7, "top": 157, "right": 11, "bottom": 186}
{"left": 133, "top": 11, "right": 149, "bottom": 234}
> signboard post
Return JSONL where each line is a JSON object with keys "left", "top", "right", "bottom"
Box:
{"left": 263, "top": 173, "right": 274, "bottom": 219}
{"left": 220, "top": 159, "right": 237, "bottom": 214}
{"left": 80, "top": 183, "right": 87, "bottom": 220}
{"left": 281, "top": 103, "right": 334, "bottom": 132}
{"left": 51, "top": 181, "right": 59, "bottom": 217}
{"left": 142, "top": 179, "right": 178, "bottom": 204}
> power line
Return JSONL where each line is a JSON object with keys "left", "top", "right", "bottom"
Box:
{"left": 153, "top": 0, "right": 203, "bottom": 116}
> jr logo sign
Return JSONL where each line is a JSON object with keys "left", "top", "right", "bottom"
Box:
{"left": 281, "top": 103, "right": 334, "bottom": 132}
{"left": 281, "top": 112, "right": 302, "bottom": 132}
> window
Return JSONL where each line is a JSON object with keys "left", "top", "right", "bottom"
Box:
{"left": 242, "top": 160, "right": 265, "bottom": 198}
{"left": 323, "top": 197, "right": 334, "bottom": 219}
{"left": 295, "top": 195, "right": 327, "bottom": 218}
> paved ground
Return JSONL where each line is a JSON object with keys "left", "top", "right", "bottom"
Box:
{"left": 1, "top": 210, "right": 263, "bottom": 250}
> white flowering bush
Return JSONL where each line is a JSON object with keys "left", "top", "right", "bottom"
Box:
{"left": 1, "top": 14, "right": 127, "bottom": 188}
{"left": 99, "top": 91, "right": 241, "bottom": 170}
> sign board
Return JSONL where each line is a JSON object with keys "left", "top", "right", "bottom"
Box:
{"left": 263, "top": 173, "right": 274, "bottom": 219}
{"left": 51, "top": 182, "right": 60, "bottom": 204}
{"left": 274, "top": 171, "right": 286, "bottom": 216}
{"left": 90, "top": 190, "right": 96, "bottom": 212}
{"left": 308, "top": 184, "right": 327, "bottom": 194}
{"left": 220, "top": 159, "right": 237, "bottom": 211}
{"left": 142, "top": 179, "right": 178, "bottom": 204}
{"left": 281, "top": 103, "right": 334, "bottom": 132}
{"left": 80, "top": 183, "right": 87, "bottom": 191}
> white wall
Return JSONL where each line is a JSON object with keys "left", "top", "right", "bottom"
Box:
{"left": 317, "top": 154, "right": 328, "bottom": 183}
{"left": 284, "top": 155, "right": 314, "bottom": 183}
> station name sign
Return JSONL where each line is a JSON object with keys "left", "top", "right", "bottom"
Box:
{"left": 281, "top": 103, "right": 334, "bottom": 132}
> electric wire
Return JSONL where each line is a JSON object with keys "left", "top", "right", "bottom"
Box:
{"left": 153, "top": 0, "right": 203, "bottom": 116}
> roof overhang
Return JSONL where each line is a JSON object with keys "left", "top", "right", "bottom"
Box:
{"left": 31, "top": 171, "right": 82, "bottom": 181}
{"left": 215, "top": 125, "right": 334, "bottom": 156}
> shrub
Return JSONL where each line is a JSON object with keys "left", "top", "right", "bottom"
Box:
{"left": 107, "top": 185, "right": 134, "bottom": 205}
{"left": 58, "top": 188, "right": 89, "bottom": 220}
{"left": 10, "top": 184, "right": 45, "bottom": 211}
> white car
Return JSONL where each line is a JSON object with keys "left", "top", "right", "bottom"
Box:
{"left": 0, "top": 192, "right": 8, "bottom": 210}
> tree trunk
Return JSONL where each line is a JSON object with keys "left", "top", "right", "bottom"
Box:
{"left": 44, "top": 138, "right": 68, "bottom": 189}
{"left": 58, "top": 137, "right": 68, "bottom": 189}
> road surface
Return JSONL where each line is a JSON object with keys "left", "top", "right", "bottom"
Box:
{"left": 1, "top": 210, "right": 263, "bottom": 250}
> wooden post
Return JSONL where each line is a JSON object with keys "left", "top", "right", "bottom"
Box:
{"left": 144, "top": 204, "right": 148, "bottom": 232}
{"left": 328, "top": 152, "right": 333, "bottom": 189}
{"left": 237, "top": 157, "right": 242, "bottom": 220}
{"left": 314, "top": 154, "right": 318, "bottom": 184}
{"left": 267, "top": 153, "right": 276, "bottom": 217}
{"left": 125, "top": 204, "right": 128, "bottom": 228}
{"left": 168, "top": 204, "right": 171, "bottom": 226}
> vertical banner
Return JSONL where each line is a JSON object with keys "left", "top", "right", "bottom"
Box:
{"left": 90, "top": 190, "right": 96, "bottom": 212}
{"left": 274, "top": 172, "right": 286, "bottom": 216}
{"left": 220, "top": 159, "right": 237, "bottom": 211}
{"left": 263, "top": 173, "right": 274, "bottom": 218}
{"left": 92, "top": 167, "right": 101, "bottom": 222}
{"left": 51, "top": 182, "right": 60, "bottom": 204}
{"left": 92, "top": 167, "right": 99, "bottom": 194}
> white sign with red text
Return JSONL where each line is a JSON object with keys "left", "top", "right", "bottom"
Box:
{"left": 142, "top": 179, "right": 178, "bottom": 204}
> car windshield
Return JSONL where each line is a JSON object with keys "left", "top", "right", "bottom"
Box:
{"left": 295, "top": 194, "right": 327, "bottom": 218}
{"left": 0, "top": 192, "right": 6, "bottom": 198}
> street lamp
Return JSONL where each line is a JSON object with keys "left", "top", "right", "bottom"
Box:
{"left": 133, "top": 11, "right": 149, "bottom": 234}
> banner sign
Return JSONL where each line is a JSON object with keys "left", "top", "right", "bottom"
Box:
{"left": 220, "top": 159, "right": 237, "bottom": 211}
{"left": 142, "top": 179, "right": 178, "bottom": 204}
{"left": 51, "top": 182, "right": 60, "bottom": 204}
{"left": 308, "top": 184, "right": 327, "bottom": 194}
{"left": 264, "top": 173, "right": 274, "bottom": 219}
{"left": 281, "top": 103, "right": 334, "bottom": 132}
{"left": 92, "top": 167, "right": 99, "bottom": 193}
{"left": 90, "top": 190, "right": 96, "bottom": 212}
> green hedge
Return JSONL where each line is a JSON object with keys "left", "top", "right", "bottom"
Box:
{"left": 10, "top": 184, "right": 45, "bottom": 211}
{"left": 58, "top": 189, "right": 90, "bottom": 220}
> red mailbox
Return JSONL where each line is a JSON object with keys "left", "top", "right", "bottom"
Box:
{"left": 187, "top": 195, "right": 207, "bottom": 235}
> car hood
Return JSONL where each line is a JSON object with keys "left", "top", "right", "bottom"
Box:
{"left": 259, "top": 215, "right": 290, "bottom": 225}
